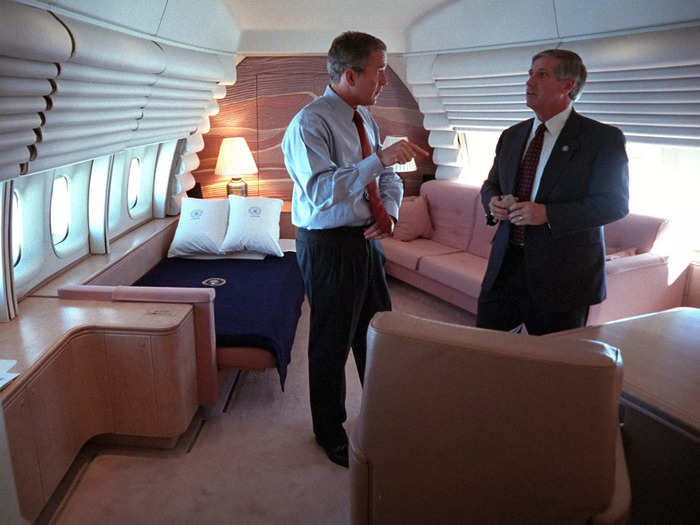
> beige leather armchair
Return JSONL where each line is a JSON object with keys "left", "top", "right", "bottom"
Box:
{"left": 350, "top": 312, "right": 630, "bottom": 525}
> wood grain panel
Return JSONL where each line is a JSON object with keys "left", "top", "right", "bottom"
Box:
{"left": 195, "top": 56, "right": 435, "bottom": 200}
{"left": 3, "top": 392, "right": 43, "bottom": 522}
{"left": 105, "top": 334, "right": 158, "bottom": 436}
{"left": 68, "top": 333, "right": 113, "bottom": 441}
{"left": 25, "top": 347, "right": 77, "bottom": 503}
{"left": 150, "top": 315, "right": 198, "bottom": 437}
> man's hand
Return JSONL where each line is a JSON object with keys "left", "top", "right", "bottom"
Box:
{"left": 364, "top": 221, "right": 393, "bottom": 240}
{"left": 377, "top": 139, "right": 429, "bottom": 167}
{"left": 508, "top": 201, "right": 548, "bottom": 225}
{"left": 488, "top": 195, "right": 516, "bottom": 221}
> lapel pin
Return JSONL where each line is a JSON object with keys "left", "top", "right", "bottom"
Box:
{"left": 562, "top": 145, "right": 570, "bottom": 152}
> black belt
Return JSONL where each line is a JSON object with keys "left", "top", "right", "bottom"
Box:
{"left": 297, "top": 225, "right": 368, "bottom": 240}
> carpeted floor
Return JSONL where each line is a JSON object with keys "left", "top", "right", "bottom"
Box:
{"left": 49, "top": 278, "right": 475, "bottom": 524}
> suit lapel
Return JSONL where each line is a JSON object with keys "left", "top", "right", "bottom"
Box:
{"left": 504, "top": 119, "right": 532, "bottom": 195}
{"left": 535, "top": 110, "right": 582, "bottom": 202}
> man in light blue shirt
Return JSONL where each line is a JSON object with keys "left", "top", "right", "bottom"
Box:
{"left": 282, "top": 31, "right": 428, "bottom": 467}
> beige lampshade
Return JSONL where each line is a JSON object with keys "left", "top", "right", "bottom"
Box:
{"left": 215, "top": 137, "right": 258, "bottom": 178}
{"left": 382, "top": 136, "right": 417, "bottom": 173}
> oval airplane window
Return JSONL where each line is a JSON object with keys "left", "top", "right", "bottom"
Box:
{"left": 51, "top": 176, "right": 70, "bottom": 245}
{"left": 127, "top": 157, "right": 141, "bottom": 210}
{"left": 11, "top": 190, "right": 22, "bottom": 266}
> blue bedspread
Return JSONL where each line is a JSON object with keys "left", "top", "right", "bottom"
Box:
{"left": 135, "top": 252, "right": 304, "bottom": 388}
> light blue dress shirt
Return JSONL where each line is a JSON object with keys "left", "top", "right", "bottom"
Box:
{"left": 282, "top": 86, "right": 404, "bottom": 229}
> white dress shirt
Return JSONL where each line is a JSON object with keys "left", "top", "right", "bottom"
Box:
{"left": 525, "top": 104, "right": 573, "bottom": 200}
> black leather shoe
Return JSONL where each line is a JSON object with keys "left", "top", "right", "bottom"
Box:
{"left": 315, "top": 437, "right": 349, "bottom": 468}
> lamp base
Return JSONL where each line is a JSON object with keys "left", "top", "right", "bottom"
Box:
{"left": 226, "top": 178, "right": 247, "bottom": 197}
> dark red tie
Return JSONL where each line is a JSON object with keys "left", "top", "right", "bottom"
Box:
{"left": 511, "top": 123, "right": 546, "bottom": 245}
{"left": 352, "top": 111, "right": 393, "bottom": 233}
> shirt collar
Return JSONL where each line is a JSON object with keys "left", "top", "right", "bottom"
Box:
{"left": 533, "top": 103, "right": 572, "bottom": 138}
{"left": 324, "top": 85, "right": 359, "bottom": 122}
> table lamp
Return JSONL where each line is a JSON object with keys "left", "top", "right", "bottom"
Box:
{"left": 215, "top": 137, "right": 258, "bottom": 196}
{"left": 382, "top": 136, "right": 417, "bottom": 173}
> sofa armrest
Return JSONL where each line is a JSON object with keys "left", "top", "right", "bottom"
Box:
{"left": 589, "top": 253, "right": 690, "bottom": 325}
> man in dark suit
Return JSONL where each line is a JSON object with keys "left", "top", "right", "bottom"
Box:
{"left": 477, "top": 49, "right": 629, "bottom": 335}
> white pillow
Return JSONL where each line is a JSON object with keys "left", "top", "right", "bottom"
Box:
{"left": 220, "top": 196, "right": 284, "bottom": 257}
{"left": 167, "top": 197, "right": 229, "bottom": 257}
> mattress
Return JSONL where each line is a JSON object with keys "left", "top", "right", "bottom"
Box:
{"left": 135, "top": 252, "right": 304, "bottom": 388}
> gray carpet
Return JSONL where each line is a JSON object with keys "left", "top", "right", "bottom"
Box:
{"left": 50, "top": 278, "right": 475, "bottom": 524}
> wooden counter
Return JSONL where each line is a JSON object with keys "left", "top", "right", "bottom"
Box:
{"left": 1, "top": 297, "right": 197, "bottom": 522}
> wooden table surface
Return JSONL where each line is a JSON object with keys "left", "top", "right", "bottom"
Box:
{"left": 562, "top": 307, "right": 700, "bottom": 436}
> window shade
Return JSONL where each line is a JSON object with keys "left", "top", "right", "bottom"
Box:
{"left": 0, "top": 2, "right": 234, "bottom": 180}
{"left": 408, "top": 25, "right": 700, "bottom": 179}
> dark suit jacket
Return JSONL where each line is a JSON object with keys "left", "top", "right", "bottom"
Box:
{"left": 480, "top": 109, "right": 629, "bottom": 312}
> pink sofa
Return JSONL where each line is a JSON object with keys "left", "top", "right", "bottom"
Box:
{"left": 381, "top": 180, "right": 689, "bottom": 325}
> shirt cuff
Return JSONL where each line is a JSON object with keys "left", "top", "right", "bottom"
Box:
{"left": 357, "top": 153, "right": 386, "bottom": 185}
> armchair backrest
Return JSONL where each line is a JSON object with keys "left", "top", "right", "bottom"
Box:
{"left": 351, "top": 312, "right": 623, "bottom": 524}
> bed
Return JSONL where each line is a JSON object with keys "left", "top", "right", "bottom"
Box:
{"left": 135, "top": 251, "right": 304, "bottom": 388}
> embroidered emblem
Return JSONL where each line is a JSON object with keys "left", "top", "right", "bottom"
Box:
{"left": 561, "top": 145, "right": 570, "bottom": 152}
{"left": 248, "top": 206, "right": 262, "bottom": 217}
{"left": 202, "top": 277, "right": 226, "bottom": 287}
{"left": 190, "top": 209, "right": 204, "bottom": 219}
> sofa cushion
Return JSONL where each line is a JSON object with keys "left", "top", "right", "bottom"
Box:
{"left": 381, "top": 238, "right": 461, "bottom": 271}
{"left": 394, "top": 195, "right": 434, "bottom": 241}
{"left": 418, "top": 252, "right": 489, "bottom": 298}
{"left": 420, "top": 180, "right": 479, "bottom": 250}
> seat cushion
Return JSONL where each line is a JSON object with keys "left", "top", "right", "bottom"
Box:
{"left": 418, "top": 251, "right": 488, "bottom": 298}
{"left": 381, "top": 238, "right": 460, "bottom": 271}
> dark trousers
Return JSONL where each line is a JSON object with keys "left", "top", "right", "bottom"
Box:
{"left": 296, "top": 227, "right": 391, "bottom": 446}
{"left": 477, "top": 244, "right": 589, "bottom": 335}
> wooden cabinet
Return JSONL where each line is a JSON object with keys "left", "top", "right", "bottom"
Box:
{"left": 3, "top": 314, "right": 197, "bottom": 522}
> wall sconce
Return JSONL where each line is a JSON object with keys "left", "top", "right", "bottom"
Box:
{"left": 382, "top": 136, "right": 417, "bottom": 173}
{"left": 215, "top": 137, "right": 258, "bottom": 196}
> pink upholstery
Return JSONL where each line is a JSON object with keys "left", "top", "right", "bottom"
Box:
{"left": 420, "top": 180, "right": 476, "bottom": 250}
{"left": 604, "top": 213, "right": 667, "bottom": 255}
{"left": 382, "top": 180, "right": 689, "bottom": 324}
{"left": 393, "top": 195, "right": 433, "bottom": 241}
{"left": 381, "top": 238, "right": 459, "bottom": 271}
{"left": 466, "top": 201, "right": 495, "bottom": 258}
{"left": 418, "top": 252, "right": 487, "bottom": 299}
{"left": 58, "top": 284, "right": 219, "bottom": 405}
{"left": 56, "top": 285, "right": 116, "bottom": 301}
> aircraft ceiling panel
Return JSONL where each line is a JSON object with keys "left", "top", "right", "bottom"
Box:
{"left": 158, "top": 0, "right": 241, "bottom": 54}
{"left": 555, "top": 0, "right": 700, "bottom": 38}
{"left": 52, "top": 0, "right": 166, "bottom": 35}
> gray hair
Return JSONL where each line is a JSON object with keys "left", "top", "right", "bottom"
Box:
{"left": 327, "top": 31, "right": 387, "bottom": 84}
{"left": 532, "top": 49, "right": 587, "bottom": 100}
